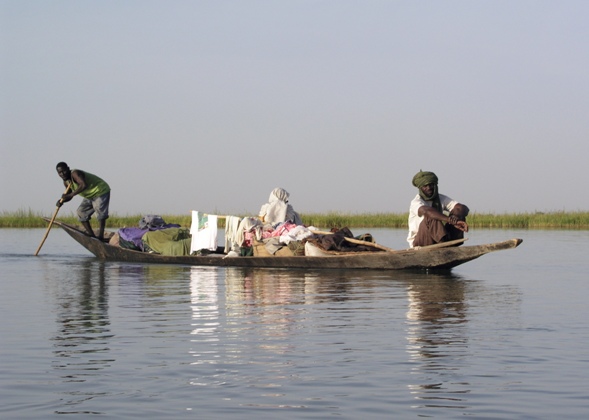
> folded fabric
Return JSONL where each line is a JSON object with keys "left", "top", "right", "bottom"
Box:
{"left": 118, "top": 227, "right": 148, "bottom": 250}
{"left": 142, "top": 228, "right": 191, "bottom": 255}
{"left": 279, "top": 225, "right": 314, "bottom": 244}
{"left": 119, "top": 223, "right": 181, "bottom": 251}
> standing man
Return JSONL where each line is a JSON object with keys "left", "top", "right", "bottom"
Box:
{"left": 56, "top": 162, "right": 111, "bottom": 240}
{"left": 407, "top": 170, "right": 469, "bottom": 248}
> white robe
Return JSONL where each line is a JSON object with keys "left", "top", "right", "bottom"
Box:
{"left": 258, "top": 187, "right": 302, "bottom": 225}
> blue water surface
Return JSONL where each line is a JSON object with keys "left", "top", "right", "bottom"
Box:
{"left": 1, "top": 228, "right": 587, "bottom": 419}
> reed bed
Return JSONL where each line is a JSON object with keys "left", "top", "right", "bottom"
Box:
{"left": 0, "top": 210, "right": 194, "bottom": 229}
{"left": 302, "top": 211, "right": 589, "bottom": 229}
{"left": 2, "top": 209, "right": 589, "bottom": 229}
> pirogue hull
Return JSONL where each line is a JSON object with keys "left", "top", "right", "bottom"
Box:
{"left": 47, "top": 219, "right": 522, "bottom": 270}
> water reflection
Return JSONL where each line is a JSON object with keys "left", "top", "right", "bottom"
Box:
{"left": 224, "top": 267, "right": 359, "bottom": 305}
{"left": 213, "top": 267, "right": 520, "bottom": 413}
{"left": 402, "top": 271, "right": 522, "bottom": 412}
{"left": 226, "top": 268, "right": 308, "bottom": 346}
{"left": 186, "top": 265, "right": 522, "bottom": 414}
{"left": 189, "top": 267, "right": 220, "bottom": 347}
{"left": 187, "top": 267, "right": 366, "bottom": 390}
{"left": 223, "top": 268, "right": 367, "bottom": 340}
{"left": 402, "top": 271, "right": 471, "bottom": 408}
{"left": 49, "top": 260, "right": 113, "bottom": 414}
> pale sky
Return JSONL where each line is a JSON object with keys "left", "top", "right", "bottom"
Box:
{"left": 2, "top": 1, "right": 588, "bottom": 217}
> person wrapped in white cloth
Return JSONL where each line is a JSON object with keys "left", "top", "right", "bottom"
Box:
{"left": 258, "top": 187, "right": 303, "bottom": 226}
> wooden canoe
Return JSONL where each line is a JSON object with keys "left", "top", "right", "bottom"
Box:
{"left": 46, "top": 219, "right": 522, "bottom": 270}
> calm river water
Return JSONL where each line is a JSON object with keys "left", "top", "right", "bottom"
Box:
{"left": 1, "top": 228, "right": 588, "bottom": 419}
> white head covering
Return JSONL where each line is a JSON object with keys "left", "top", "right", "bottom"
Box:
{"left": 269, "top": 187, "right": 289, "bottom": 203}
{"left": 259, "top": 187, "right": 290, "bottom": 224}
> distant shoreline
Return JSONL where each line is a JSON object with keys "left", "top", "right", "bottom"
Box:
{"left": 2, "top": 209, "right": 588, "bottom": 229}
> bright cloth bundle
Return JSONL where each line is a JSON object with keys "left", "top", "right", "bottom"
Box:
{"left": 142, "top": 228, "right": 191, "bottom": 255}
{"left": 190, "top": 211, "right": 218, "bottom": 254}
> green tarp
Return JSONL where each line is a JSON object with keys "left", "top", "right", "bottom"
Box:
{"left": 142, "top": 228, "right": 191, "bottom": 256}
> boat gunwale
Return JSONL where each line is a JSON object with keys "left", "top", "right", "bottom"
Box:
{"left": 44, "top": 218, "right": 523, "bottom": 270}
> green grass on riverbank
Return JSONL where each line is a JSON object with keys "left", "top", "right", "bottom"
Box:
{"left": 2, "top": 209, "right": 589, "bottom": 229}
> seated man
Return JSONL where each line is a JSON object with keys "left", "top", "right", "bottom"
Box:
{"left": 407, "top": 170, "right": 469, "bottom": 248}
{"left": 258, "top": 187, "right": 303, "bottom": 226}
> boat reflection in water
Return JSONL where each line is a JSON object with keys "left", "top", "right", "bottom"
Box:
{"left": 189, "top": 267, "right": 220, "bottom": 353}
{"left": 403, "top": 271, "right": 522, "bottom": 411}
{"left": 49, "top": 260, "right": 113, "bottom": 414}
{"left": 404, "top": 271, "right": 470, "bottom": 408}
{"left": 187, "top": 266, "right": 522, "bottom": 413}
{"left": 45, "top": 261, "right": 521, "bottom": 414}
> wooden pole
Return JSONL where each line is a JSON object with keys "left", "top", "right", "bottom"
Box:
{"left": 34, "top": 183, "right": 71, "bottom": 256}
{"left": 311, "top": 230, "right": 397, "bottom": 252}
{"left": 411, "top": 237, "right": 467, "bottom": 250}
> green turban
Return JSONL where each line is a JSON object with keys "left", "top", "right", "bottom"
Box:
{"left": 412, "top": 170, "right": 441, "bottom": 210}
{"left": 412, "top": 171, "right": 438, "bottom": 189}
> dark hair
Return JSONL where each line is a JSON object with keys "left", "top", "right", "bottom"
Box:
{"left": 56, "top": 162, "right": 68, "bottom": 170}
